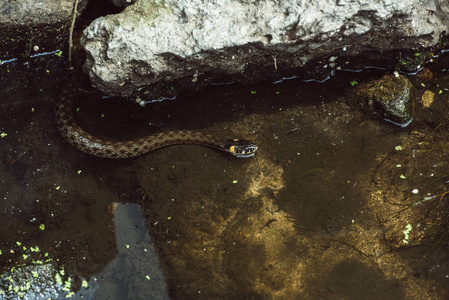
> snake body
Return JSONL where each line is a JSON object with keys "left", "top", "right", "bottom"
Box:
{"left": 56, "top": 87, "right": 258, "bottom": 159}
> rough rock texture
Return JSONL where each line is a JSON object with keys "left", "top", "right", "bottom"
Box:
{"left": 352, "top": 74, "right": 414, "bottom": 126}
{"left": 81, "top": 0, "right": 449, "bottom": 98}
{"left": 0, "top": 0, "right": 74, "bottom": 27}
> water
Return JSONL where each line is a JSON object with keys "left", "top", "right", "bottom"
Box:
{"left": 1, "top": 53, "right": 449, "bottom": 299}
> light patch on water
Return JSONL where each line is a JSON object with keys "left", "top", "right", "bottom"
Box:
{"left": 72, "top": 203, "right": 170, "bottom": 300}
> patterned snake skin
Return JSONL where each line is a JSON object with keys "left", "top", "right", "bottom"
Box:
{"left": 55, "top": 87, "right": 258, "bottom": 159}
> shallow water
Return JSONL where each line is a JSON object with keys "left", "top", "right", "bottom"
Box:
{"left": 1, "top": 58, "right": 449, "bottom": 299}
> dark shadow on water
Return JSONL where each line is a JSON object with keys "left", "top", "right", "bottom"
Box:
{"left": 323, "top": 259, "right": 406, "bottom": 300}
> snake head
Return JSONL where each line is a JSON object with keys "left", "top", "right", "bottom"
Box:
{"left": 223, "top": 139, "right": 258, "bottom": 158}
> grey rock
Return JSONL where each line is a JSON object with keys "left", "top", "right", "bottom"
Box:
{"left": 352, "top": 74, "right": 414, "bottom": 126}
{"left": 0, "top": 0, "right": 73, "bottom": 27}
{"left": 0, "top": 263, "right": 67, "bottom": 299}
{"left": 81, "top": 0, "right": 449, "bottom": 98}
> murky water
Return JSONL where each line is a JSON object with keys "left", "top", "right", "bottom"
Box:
{"left": 1, "top": 54, "right": 449, "bottom": 299}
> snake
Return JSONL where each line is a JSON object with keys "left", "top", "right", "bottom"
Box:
{"left": 55, "top": 86, "right": 258, "bottom": 159}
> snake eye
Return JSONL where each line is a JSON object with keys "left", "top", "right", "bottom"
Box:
{"left": 225, "top": 139, "right": 258, "bottom": 158}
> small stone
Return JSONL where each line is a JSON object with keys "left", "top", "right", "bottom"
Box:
{"left": 421, "top": 90, "right": 434, "bottom": 108}
{"left": 353, "top": 74, "right": 414, "bottom": 126}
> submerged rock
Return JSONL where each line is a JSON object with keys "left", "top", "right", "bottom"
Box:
{"left": 352, "top": 74, "right": 414, "bottom": 126}
{"left": 0, "top": 263, "right": 69, "bottom": 299}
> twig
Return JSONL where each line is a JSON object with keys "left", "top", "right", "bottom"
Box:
{"left": 422, "top": 116, "right": 449, "bottom": 142}
{"left": 433, "top": 190, "right": 449, "bottom": 212}
{"left": 391, "top": 193, "right": 446, "bottom": 219}
{"left": 69, "top": 0, "right": 80, "bottom": 69}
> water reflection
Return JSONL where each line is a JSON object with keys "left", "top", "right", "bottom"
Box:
{"left": 74, "top": 203, "right": 169, "bottom": 300}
